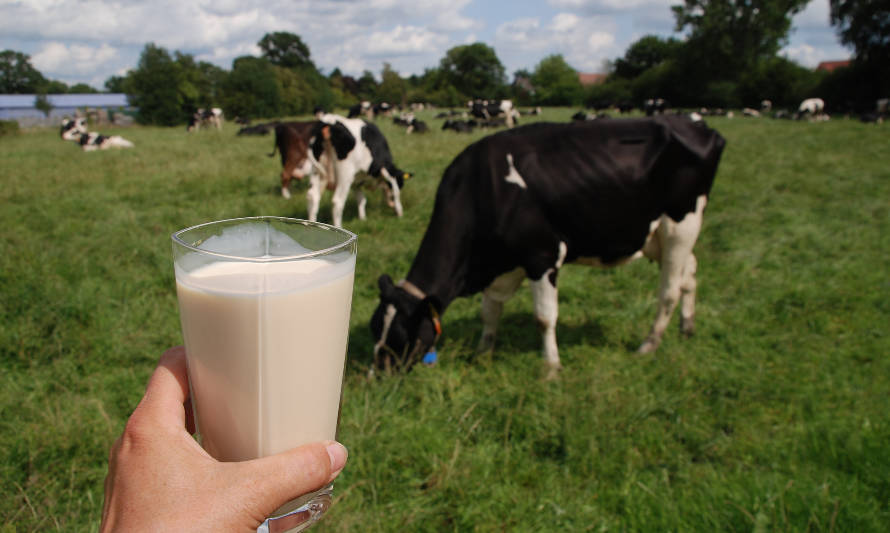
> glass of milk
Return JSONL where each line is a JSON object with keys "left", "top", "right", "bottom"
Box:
{"left": 172, "top": 217, "right": 357, "bottom": 533}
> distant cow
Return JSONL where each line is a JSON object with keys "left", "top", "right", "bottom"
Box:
{"left": 442, "top": 119, "right": 476, "bottom": 133}
{"left": 60, "top": 117, "right": 87, "bottom": 141}
{"left": 644, "top": 98, "right": 667, "bottom": 116}
{"left": 797, "top": 98, "right": 827, "bottom": 120}
{"left": 307, "top": 114, "right": 412, "bottom": 227}
{"left": 348, "top": 101, "right": 371, "bottom": 119}
{"left": 78, "top": 132, "right": 134, "bottom": 151}
{"left": 469, "top": 99, "right": 518, "bottom": 127}
{"left": 187, "top": 108, "right": 223, "bottom": 131}
{"left": 268, "top": 121, "right": 321, "bottom": 198}
{"left": 370, "top": 116, "right": 725, "bottom": 375}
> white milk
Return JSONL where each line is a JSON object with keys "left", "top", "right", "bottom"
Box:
{"left": 175, "top": 257, "right": 355, "bottom": 462}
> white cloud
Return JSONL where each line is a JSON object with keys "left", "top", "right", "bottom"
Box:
{"left": 495, "top": 13, "right": 619, "bottom": 73}
{"left": 364, "top": 25, "right": 449, "bottom": 56}
{"left": 31, "top": 41, "right": 119, "bottom": 79}
{"left": 0, "top": 0, "right": 846, "bottom": 85}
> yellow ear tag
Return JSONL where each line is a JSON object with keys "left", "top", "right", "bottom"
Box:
{"left": 404, "top": 173, "right": 412, "bottom": 180}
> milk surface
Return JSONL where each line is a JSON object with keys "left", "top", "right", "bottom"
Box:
{"left": 175, "top": 256, "right": 355, "bottom": 462}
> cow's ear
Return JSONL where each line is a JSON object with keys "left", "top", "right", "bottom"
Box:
{"left": 378, "top": 274, "right": 396, "bottom": 300}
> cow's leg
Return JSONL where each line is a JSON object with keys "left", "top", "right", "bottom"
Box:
{"left": 639, "top": 196, "right": 706, "bottom": 354}
{"left": 355, "top": 189, "right": 367, "bottom": 220}
{"left": 306, "top": 173, "right": 322, "bottom": 222}
{"left": 330, "top": 163, "right": 354, "bottom": 228}
{"left": 380, "top": 168, "right": 403, "bottom": 218}
{"left": 478, "top": 267, "right": 526, "bottom": 353}
{"left": 281, "top": 170, "right": 292, "bottom": 199}
{"left": 679, "top": 253, "right": 698, "bottom": 337}
{"left": 530, "top": 270, "right": 561, "bottom": 377}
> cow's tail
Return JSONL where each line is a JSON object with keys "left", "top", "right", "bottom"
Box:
{"left": 267, "top": 138, "right": 278, "bottom": 158}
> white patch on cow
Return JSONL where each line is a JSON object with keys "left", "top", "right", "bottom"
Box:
{"left": 530, "top": 271, "right": 561, "bottom": 373}
{"left": 479, "top": 267, "right": 526, "bottom": 353}
{"left": 373, "top": 304, "right": 398, "bottom": 357}
{"left": 556, "top": 241, "right": 567, "bottom": 269}
{"left": 504, "top": 154, "right": 527, "bottom": 189}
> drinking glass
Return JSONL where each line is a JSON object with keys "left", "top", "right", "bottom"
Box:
{"left": 172, "top": 217, "right": 357, "bottom": 532}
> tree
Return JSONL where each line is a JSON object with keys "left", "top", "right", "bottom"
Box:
{"left": 830, "top": 0, "right": 890, "bottom": 97}
{"left": 34, "top": 93, "right": 52, "bottom": 117}
{"left": 612, "top": 35, "right": 682, "bottom": 80}
{"left": 377, "top": 63, "right": 406, "bottom": 105}
{"left": 0, "top": 50, "right": 47, "bottom": 93}
{"left": 126, "top": 44, "right": 185, "bottom": 125}
{"left": 220, "top": 56, "right": 282, "bottom": 120}
{"left": 258, "top": 32, "right": 314, "bottom": 70}
{"left": 104, "top": 75, "right": 128, "bottom": 93}
{"left": 831, "top": 0, "right": 890, "bottom": 64}
{"left": 439, "top": 43, "right": 506, "bottom": 99}
{"left": 530, "top": 55, "right": 583, "bottom": 106}
{"left": 672, "top": 0, "right": 811, "bottom": 80}
{"left": 69, "top": 83, "right": 98, "bottom": 94}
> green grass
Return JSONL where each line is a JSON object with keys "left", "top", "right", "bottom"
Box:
{"left": 2, "top": 110, "right": 889, "bottom": 531}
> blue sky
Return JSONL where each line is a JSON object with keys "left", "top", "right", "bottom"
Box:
{"left": 0, "top": 0, "right": 850, "bottom": 90}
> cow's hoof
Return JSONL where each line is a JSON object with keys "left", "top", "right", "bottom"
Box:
{"left": 681, "top": 322, "right": 695, "bottom": 338}
{"left": 544, "top": 364, "right": 562, "bottom": 381}
{"left": 281, "top": 188, "right": 291, "bottom": 199}
{"left": 476, "top": 334, "right": 495, "bottom": 353}
{"left": 637, "top": 339, "right": 658, "bottom": 354}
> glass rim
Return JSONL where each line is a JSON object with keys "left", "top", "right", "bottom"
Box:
{"left": 171, "top": 216, "right": 357, "bottom": 263}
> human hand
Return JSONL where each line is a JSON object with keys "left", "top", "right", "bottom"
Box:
{"left": 100, "top": 346, "right": 347, "bottom": 532}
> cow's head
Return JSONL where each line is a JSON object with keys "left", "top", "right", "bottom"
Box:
{"left": 370, "top": 274, "right": 442, "bottom": 372}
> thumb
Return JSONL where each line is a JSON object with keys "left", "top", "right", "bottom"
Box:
{"left": 236, "top": 441, "right": 347, "bottom": 517}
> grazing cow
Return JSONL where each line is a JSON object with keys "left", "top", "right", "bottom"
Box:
{"left": 268, "top": 121, "right": 322, "bottom": 198}
{"left": 644, "top": 98, "right": 667, "bottom": 116}
{"left": 742, "top": 108, "right": 761, "bottom": 117}
{"left": 237, "top": 121, "right": 279, "bottom": 136}
{"left": 796, "top": 98, "right": 826, "bottom": 120}
{"left": 78, "top": 132, "right": 134, "bottom": 151}
{"left": 469, "top": 99, "right": 518, "bottom": 127}
{"left": 393, "top": 112, "right": 426, "bottom": 132}
{"left": 306, "top": 114, "right": 411, "bottom": 227}
{"left": 370, "top": 115, "right": 725, "bottom": 375}
{"left": 347, "top": 101, "right": 370, "bottom": 119}
{"left": 60, "top": 117, "right": 87, "bottom": 141}
{"left": 187, "top": 108, "right": 223, "bottom": 131}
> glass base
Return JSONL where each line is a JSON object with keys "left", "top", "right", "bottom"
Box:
{"left": 257, "top": 484, "right": 333, "bottom": 533}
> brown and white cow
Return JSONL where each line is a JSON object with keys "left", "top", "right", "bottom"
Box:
{"left": 268, "top": 121, "right": 320, "bottom": 199}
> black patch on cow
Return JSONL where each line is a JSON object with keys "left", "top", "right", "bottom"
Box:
{"left": 310, "top": 121, "right": 356, "bottom": 161}
{"left": 361, "top": 122, "right": 408, "bottom": 185}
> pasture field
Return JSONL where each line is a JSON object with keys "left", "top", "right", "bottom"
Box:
{"left": 1, "top": 109, "right": 889, "bottom": 532}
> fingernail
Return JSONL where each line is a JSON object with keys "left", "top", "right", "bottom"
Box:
{"left": 325, "top": 441, "right": 347, "bottom": 478}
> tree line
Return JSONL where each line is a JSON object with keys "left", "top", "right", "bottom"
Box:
{"left": 1, "top": 0, "right": 886, "bottom": 125}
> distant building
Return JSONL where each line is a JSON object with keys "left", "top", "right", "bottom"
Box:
{"left": 0, "top": 93, "right": 135, "bottom": 127}
{"left": 578, "top": 72, "right": 607, "bottom": 86}
{"left": 815, "top": 60, "right": 851, "bottom": 73}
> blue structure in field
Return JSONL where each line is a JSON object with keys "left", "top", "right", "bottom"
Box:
{"left": 0, "top": 93, "right": 134, "bottom": 125}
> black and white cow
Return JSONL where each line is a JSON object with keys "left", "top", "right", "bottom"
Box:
{"left": 187, "top": 107, "right": 223, "bottom": 131}
{"left": 469, "top": 99, "right": 518, "bottom": 127}
{"left": 796, "top": 98, "right": 827, "bottom": 121}
{"left": 306, "top": 114, "right": 411, "bottom": 227}
{"left": 78, "top": 131, "right": 135, "bottom": 151}
{"left": 60, "top": 117, "right": 88, "bottom": 141}
{"left": 370, "top": 115, "right": 725, "bottom": 376}
{"left": 644, "top": 98, "right": 667, "bottom": 116}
